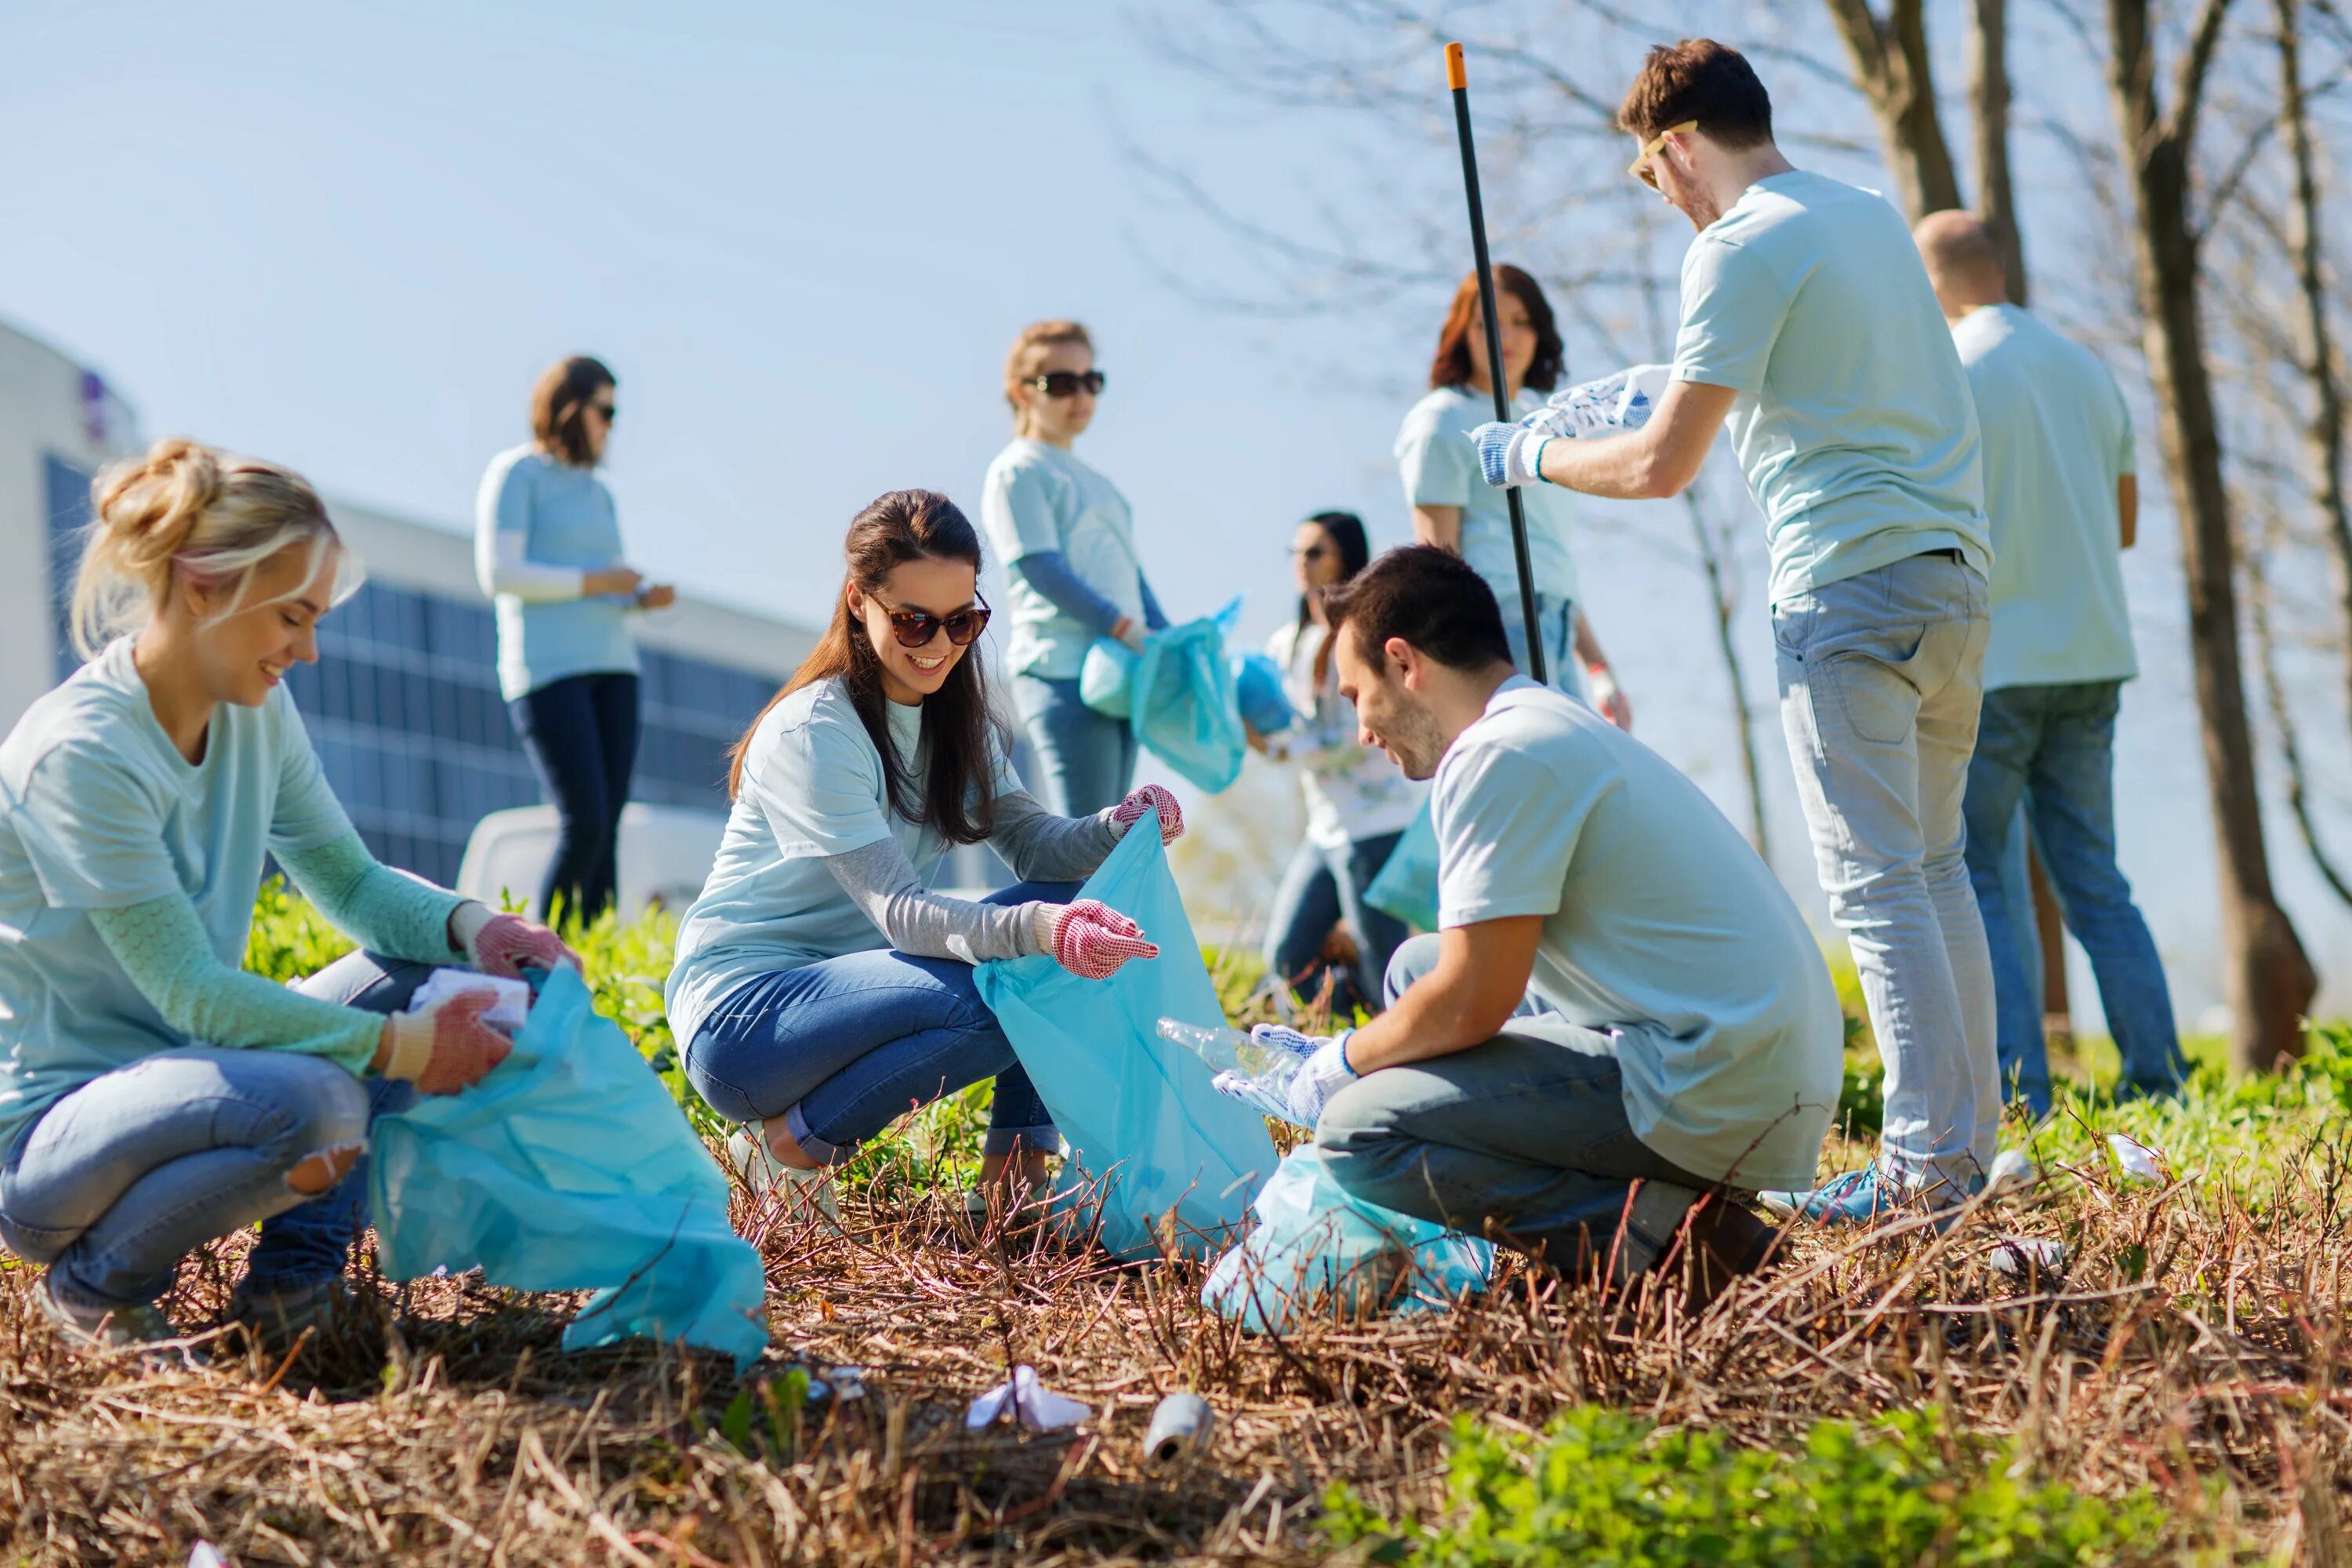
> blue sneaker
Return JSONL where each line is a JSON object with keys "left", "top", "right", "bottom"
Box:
{"left": 1758, "top": 1165, "right": 1973, "bottom": 1229}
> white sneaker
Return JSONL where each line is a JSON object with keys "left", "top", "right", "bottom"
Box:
{"left": 725, "top": 1128, "right": 840, "bottom": 1232}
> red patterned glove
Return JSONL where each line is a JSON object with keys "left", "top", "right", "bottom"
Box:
{"left": 1109, "top": 783, "right": 1185, "bottom": 846}
{"left": 451, "top": 903, "right": 580, "bottom": 978}
{"left": 1030, "top": 899, "right": 1160, "bottom": 980}
{"left": 376, "top": 989, "right": 514, "bottom": 1095}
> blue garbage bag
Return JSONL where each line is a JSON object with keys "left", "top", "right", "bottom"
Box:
{"left": 1130, "top": 599, "right": 1248, "bottom": 793}
{"left": 1080, "top": 639, "right": 1137, "bottom": 719}
{"left": 1231, "top": 652, "right": 1295, "bottom": 735}
{"left": 1361, "top": 798, "right": 1439, "bottom": 932}
{"left": 368, "top": 966, "right": 769, "bottom": 1370}
{"left": 975, "top": 808, "right": 1277, "bottom": 1260}
{"left": 1203, "top": 1144, "right": 1494, "bottom": 1334}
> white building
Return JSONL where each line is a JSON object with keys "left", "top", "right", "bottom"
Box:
{"left": 0, "top": 317, "right": 821, "bottom": 888}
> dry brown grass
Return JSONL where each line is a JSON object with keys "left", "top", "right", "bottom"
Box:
{"left": 1, "top": 1127, "right": 2347, "bottom": 1566}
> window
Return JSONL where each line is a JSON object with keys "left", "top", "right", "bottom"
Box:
{"left": 43, "top": 455, "right": 95, "bottom": 680}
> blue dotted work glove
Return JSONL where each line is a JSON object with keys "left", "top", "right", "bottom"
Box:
{"left": 1211, "top": 1029, "right": 1359, "bottom": 1129}
{"left": 1469, "top": 422, "right": 1549, "bottom": 488}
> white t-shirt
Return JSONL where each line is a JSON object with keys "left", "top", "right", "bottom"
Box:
{"left": 1951, "top": 303, "right": 2138, "bottom": 690}
{"left": 1396, "top": 386, "right": 1581, "bottom": 608}
{"left": 980, "top": 438, "right": 1147, "bottom": 681}
{"left": 1261, "top": 619, "right": 1425, "bottom": 849}
{"left": 1432, "top": 677, "right": 1842, "bottom": 1191}
{"left": 0, "top": 639, "right": 356, "bottom": 1156}
{"left": 664, "top": 677, "right": 1025, "bottom": 1046}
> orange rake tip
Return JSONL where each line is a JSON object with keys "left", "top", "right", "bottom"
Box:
{"left": 1445, "top": 41, "right": 1466, "bottom": 89}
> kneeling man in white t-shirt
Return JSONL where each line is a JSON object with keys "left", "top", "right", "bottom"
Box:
{"left": 1219, "top": 546, "right": 1843, "bottom": 1302}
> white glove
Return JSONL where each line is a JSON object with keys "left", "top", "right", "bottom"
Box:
{"left": 1469, "top": 423, "right": 1550, "bottom": 489}
{"left": 1212, "top": 1031, "right": 1357, "bottom": 1128}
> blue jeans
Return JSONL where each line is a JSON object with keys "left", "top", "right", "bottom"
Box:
{"left": 0, "top": 950, "right": 425, "bottom": 1311}
{"left": 1963, "top": 681, "right": 2183, "bottom": 1114}
{"left": 683, "top": 882, "right": 1073, "bottom": 1165}
{"left": 511, "top": 670, "right": 641, "bottom": 923}
{"left": 1773, "top": 552, "right": 1999, "bottom": 1192}
{"left": 1314, "top": 933, "right": 1704, "bottom": 1279}
{"left": 1013, "top": 674, "right": 1137, "bottom": 817}
{"left": 1498, "top": 591, "right": 1586, "bottom": 699}
{"left": 1262, "top": 832, "right": 1407, "bottom": 1017}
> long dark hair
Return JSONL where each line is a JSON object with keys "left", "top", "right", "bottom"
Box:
{"left": 1295, "top": 510, "right": 1370, "bottom": 628}
{"left": 530, "top": 354, "right": 615, "bottom": 467}
{"left": 1426, "top": 266, "right": 1565, "bottom": 394}
{"left": 727, "top": 490, "right": 1004, "bottom": 845}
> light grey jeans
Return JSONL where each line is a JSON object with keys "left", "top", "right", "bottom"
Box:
{"left": 1313, "top": 933, "right": 1705, "bottom": 1281}
{"left": 1772, "top": 550, "right": 1999, "bottom": 1191}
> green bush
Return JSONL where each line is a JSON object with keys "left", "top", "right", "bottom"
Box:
{"left": 1320, "top": 1406, "right": 2171, "bottom": 1566}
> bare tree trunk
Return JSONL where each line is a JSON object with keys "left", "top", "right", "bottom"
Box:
{"left": 2249, "top": 506, "right": 2352, "bottom": 905}
{"left": 1821, "top": 0, "right": 1965, "bottom": 219}
{"left": 2108, "top": 0, "right": 2317, "bottom": 1070}
{"left": 1681, "top": 492, "right": 1772, "bottom": 862}
{"left": 2276, "top": 0, "right": 2352, "bottom": 742}
{"left": 1967, "top": 0, "right": 2031, "bottom": 303}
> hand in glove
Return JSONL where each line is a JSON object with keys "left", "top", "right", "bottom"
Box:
{"left": 1212, "top": 1029, "right": 1358, "bottom": 1128}
{"left": 449, "top": 902, "right": 579, "bottom": 979}
{"left": 375, "top": 988, "right": 513, "bottom": 1095}
{"left": 1468, "top": 422, "right": 1550, "bottom": 489}
{"left": 1108, "top": 782, "right": 1185, "bottom": 845}
{"left": 1029, "top": 899, "right": 1160, "bottom": 979}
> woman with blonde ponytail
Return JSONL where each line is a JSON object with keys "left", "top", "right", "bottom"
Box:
{"left": 979, "top": 321, "right": 1169, "bottom": 817}
{"left": 0, "top": 440, "right": 576, "bottom": 1355}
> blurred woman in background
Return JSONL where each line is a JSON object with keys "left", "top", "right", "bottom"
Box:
{"left": 980, "top": 321, "right": 1169, "bottom": 816}
{"left": 1255, "top": 511, "right": 1425, "bottom": 1016}
{"left": 476, "top": 355, "right": 676, "bottom": 925}
{"left": 1395, "top": 267, "right": 1630, "bottom": 726}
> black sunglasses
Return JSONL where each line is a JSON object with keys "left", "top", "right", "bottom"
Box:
{"left": 587, "top": 401, "right": 617, "bottom": 422}
{"left": 876, "top": 595, "right": 992, "bottom": 648}
{"left": 1028, "top": 369, "right": 1105, "bottom": 398}
{"left": 1291, "top": 543, "right": 1333, "bottom": 561}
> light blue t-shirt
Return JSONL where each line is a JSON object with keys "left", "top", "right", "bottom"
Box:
{"left": 980, "top": 439, "right": 1147, "bottom": 681}
{"left": 1396, "top": 385, "right": 1581, "bottom": 608}
{"left": 0, "top": 639, "right": 357, "bottom": 1156}
{"left": 1431, "top": 677, "right": 1842, "bottom": 1191}
{"left": 664, "top": 677, "right": 1025, "bottom": 1046}
{"left": 1672, "top": 170, "right": 1991, "bottom": 604}
{"left": 1952, "top": 303, "right": 2139, "bottom": 690}
{"left": 477, "top": 444, "right": 641, "bottom": 701}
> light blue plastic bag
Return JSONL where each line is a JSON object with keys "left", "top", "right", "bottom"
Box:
{"left": 1130, "top": 599, "right": 1249, "bottom": 793}
{"left": 1231, "top": 651, "right": 1295, "bottom": 735}
{"left": 1362, "top": 799, "right": 1439, "bottom": 932}
{"left": 1203, "top": 1145, "right": 1495, "bottom": 1334}
{"left": 975, "top": 810, "right": 1277, "bottom": 1261}
{"left": 369, "top": 966, "right": 769, "bottom": 1370}
{"left": 1079, "top": 639, "right": 1136, "bottom": 719}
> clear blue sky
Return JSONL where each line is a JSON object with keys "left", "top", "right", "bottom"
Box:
{"left": 5, "top": 0, "right": 2345, "bottom": 1029}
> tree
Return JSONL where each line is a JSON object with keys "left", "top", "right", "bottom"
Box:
{"left": 1820, "top": 0, "right": 1965, "bottom": 218}
{"left": 2107, "top": 0, "right": 2318, "bottom": 1069}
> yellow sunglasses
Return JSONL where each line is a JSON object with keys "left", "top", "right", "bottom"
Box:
{"left": 1628, "top": 120, "right": 1699, "bottom": 189}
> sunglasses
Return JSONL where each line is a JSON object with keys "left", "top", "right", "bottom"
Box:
{"left": 587, "top": 401, "right": 617, "bottom": 422}
{"left": 875, "top": 595, "right": 992, "bottom": 648}
{"left": 1291, "top": 543, "right": 1333, "bottom": 561}
{"left": 1628, "top": 119, "right": 1698, "bottom": 190}
{"left": 1027, "top": 369, "right": 1106, "bottom": 398}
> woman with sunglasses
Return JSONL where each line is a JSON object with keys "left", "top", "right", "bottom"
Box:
{"left": 1395, "top": 268, "right": 1632, "bottom": 726}
{"left": 475, "top": 354, "right": 677, "bottom": 926}
{"left": 1255, "top": 511, "right": 1425, "bottom": 1016}
{"left": 666, "top": 490, "right": 1184, "bottom": 1225}
{"left": 981, "top": 320, "right": 1169, "bottom": 817}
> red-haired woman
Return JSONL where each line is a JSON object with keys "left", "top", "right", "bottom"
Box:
{"left": 666, "top": 491, "right": 1181, "bottom": 1224}
{"left": 1394, "top": 268, "right": 1629, "bottom": 724}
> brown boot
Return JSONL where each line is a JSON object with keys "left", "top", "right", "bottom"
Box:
{"left": 1665, "top": 1194, "right": 1783, "bottom": 1315}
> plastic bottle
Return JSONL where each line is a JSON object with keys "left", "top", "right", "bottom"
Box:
{"left": 1156, "top": 1018, "right": 1305, "bottom": 1102}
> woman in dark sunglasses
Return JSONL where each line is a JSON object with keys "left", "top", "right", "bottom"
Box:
{"left": 475, "top": 354, "right": 677, "bottom": 926}
{"left": 980, "top": 320, "right": 1170, "bottom": 817}
{"left": 666, "top": 490, "right": 1185, "bottom": 1228}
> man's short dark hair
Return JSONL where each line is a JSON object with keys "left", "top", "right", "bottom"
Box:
{"left": 1322, "top": 545, "right": 1513, "bottom": 673}
{"left": 1617, "top": 38, "right": 1773, "bottom": 150}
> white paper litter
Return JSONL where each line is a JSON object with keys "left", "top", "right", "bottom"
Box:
{"left": 964, "top": 1364, "right": 1089, "bottom": 1432}
{"left": 405, "top": 970, "right": 532, "bottom": 1033}
{"left": 1987, "top": 1147, "right": 2039, "bottom": 1195}
{"left": 190, "top": 1544, "right": 230, "bottom": 1568}
{"left": 2107, "top": 1134, "right": 2166, "bottom": 1185}
{"left": 1987, "top": 1236, "right": 2070, "bottom": 1276}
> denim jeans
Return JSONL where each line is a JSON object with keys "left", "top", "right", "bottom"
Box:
{"left": 1312, "top": 933, "right": 1705, "bottom": 1280}
{"left": 1262, "top": 831, "right": 1407, "bottom": 1017}
{"left": 0, "top": 949, "right": 428, "bottom": 1311}
{"left": 1963, "top": 681, "right": 2183, "bottom": 1114}
{"left": 1772, "top": 551, "right": 1999, "bottom": 1192}
{"left": 1498, "top": 592, "right": 1587, "bottom": 700}
{"left": 683, "top": 881, "right": 1074, "bottom": 1165}
{"left": 1013, "top": 673, "right": 1137, "bottom": 818}
{"left": 511, "top": 670, "right": 641, "bottom": 923}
